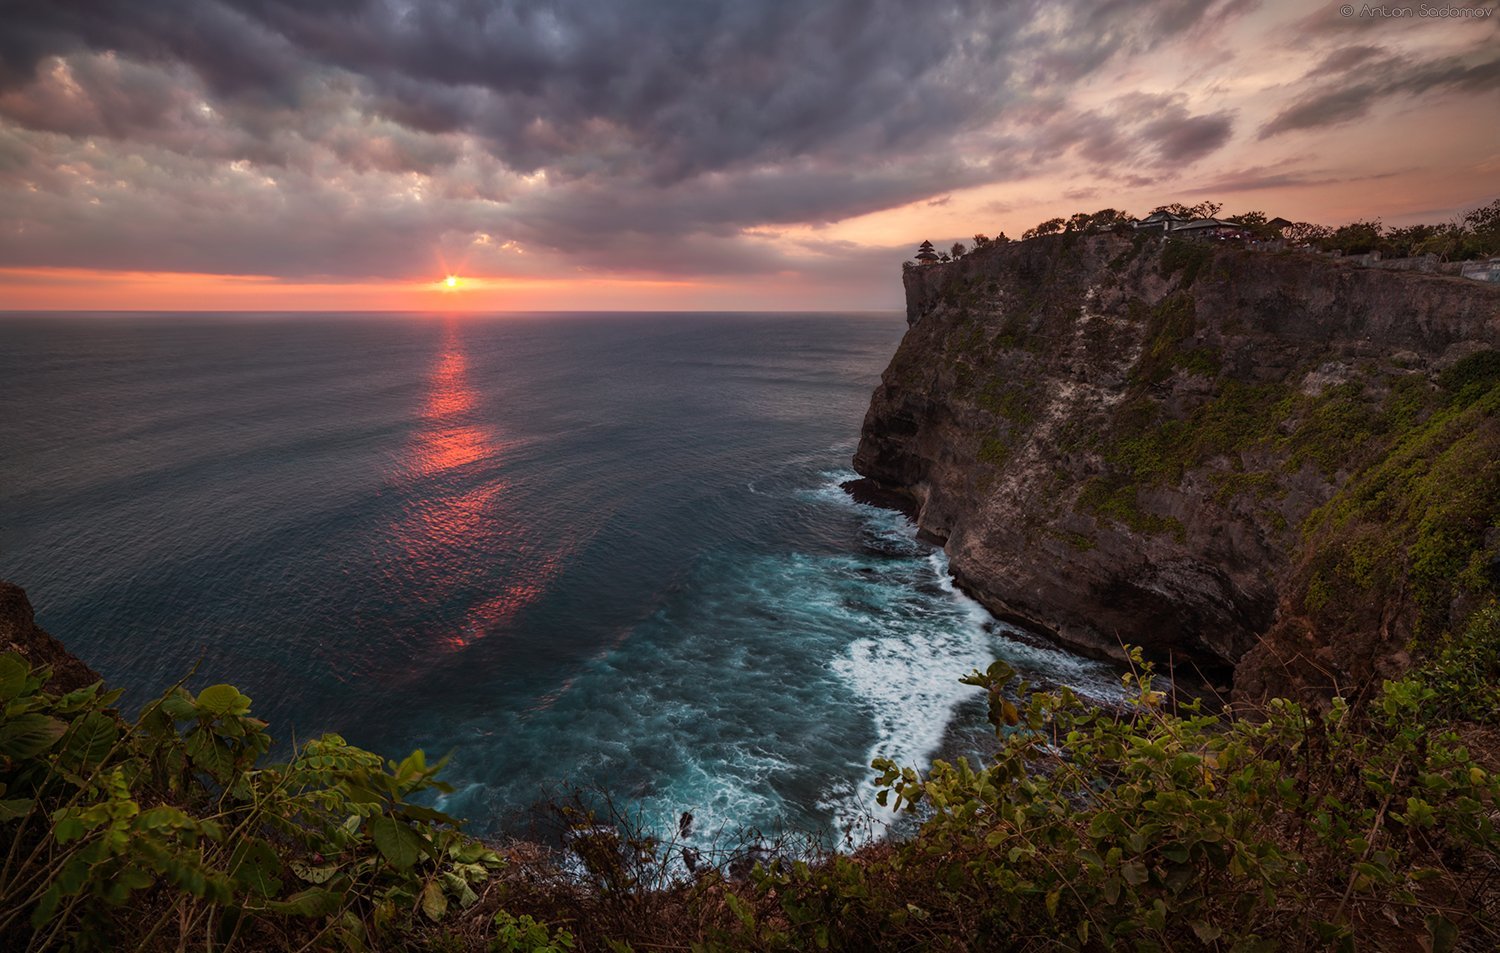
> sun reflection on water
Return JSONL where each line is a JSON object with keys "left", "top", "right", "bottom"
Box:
{"left": 385, "top": 324, "right": 568, "bottom": 654}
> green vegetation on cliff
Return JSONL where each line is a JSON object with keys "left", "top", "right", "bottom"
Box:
{"left": 1091, "top": 344, "right": 1500, "bottom": 650}
{"left": 1298, "top": 352, "right": 1500, "bottom": 647}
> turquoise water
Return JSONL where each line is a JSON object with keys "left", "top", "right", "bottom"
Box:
{"left": 0, "top": 312, "right": 1119, "bottom": 845}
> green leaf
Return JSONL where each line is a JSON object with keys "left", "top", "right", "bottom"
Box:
{"left": 0, "top": 798, "right": 33, "bottom": 820}
{"left": 1000, "top": 699, "right": 1020, "bottom": 726}
{"left": 291, "top": 861, "right": 339, "bottom": 884}
{"left": 62, "top": 711, "right": 118, "bottom": 768}
{"left": 53, "top": 682, "right": 102, "bottom": 713}
{"left": 396, "top": 803, "right": 454, "bottom": 824}
{"left": 228, "top": 837, "right": 284, "bottom": 898}
{"left": 0, "top": 713, "right": 67, "bottom": 758}
{"left": 725, "top": 891, "right": 754, "bottom": 929}
{"left": 368, "top": 815, "right": 422, "bottom": 869}
{"left": 185, "top": 730, "right": 235, "bottom": 780}
{"left": 1192, "top": 921, "right": 1223, "bottom": 943}
{"left": 420, "top": 881, "right": 448, "bottom": 921}
{"left": 196, "top": 684, "right": 250, "bottom": 716}
{"left": 53, "top": 815, "right": 86, "bottom": 844}
{"left": 269, "top": 887, "right": 342, "bottom": 918}
{"left": 136, "top": 806, "right": 194, "bottom": 830}
{"left": 441, "top": 870, "right": 480, "bottom": 908}
{"left": 1144, "top": 898, "right": 1167, "bottom": 931}
{"left": 0, "top": 653, "right": 30, "bottom": 701}
{"left": 1425, "top": 914, "right": 1459, "bottom": 953}
{"left": 1100, "top": 875, "right": 1121, "bottom": 905}
{"left": 56, "top": 852, "right": 92, "bottom": 893}
{"left": 31, "top": 884, "right": 63, "bottom": 929}
{"left": 160, "top": 690, "right": 197, "bottom": 721}
{"left": 396, "top": 749, "right": 428, "bottom": 781}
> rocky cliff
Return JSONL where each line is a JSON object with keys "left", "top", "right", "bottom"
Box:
{"left": 1, "top": 580, "right": 100, "bottom": 693}
{"left": 852, "top": 233, "right": 1500, "bottom": 700}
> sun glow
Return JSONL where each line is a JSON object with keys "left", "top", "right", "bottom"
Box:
{"left": 0, "top": 265, "right": 727, "bottom": 310}
{"left": 444, "top": 275, "right": 459, "bottom": 289}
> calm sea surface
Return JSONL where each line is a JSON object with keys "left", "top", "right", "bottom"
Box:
{"left": 0, "top": 312, "right": 1118, "bottom": 844}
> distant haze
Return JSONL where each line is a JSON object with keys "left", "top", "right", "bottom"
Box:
{"left": 0, "top": 0, "right": 1496, "bottom": 310}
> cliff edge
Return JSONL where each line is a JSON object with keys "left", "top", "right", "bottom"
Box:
{"left": 853, "top": 234, "right": 1500, "bottom": 700}
{"left": 1, "top": 580, "right": 100, "bottom": 693}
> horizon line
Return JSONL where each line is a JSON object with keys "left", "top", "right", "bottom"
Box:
{"left": 0, "top": 307, "right": 907, "bottom": 315}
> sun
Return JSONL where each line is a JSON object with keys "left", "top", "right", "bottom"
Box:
{"left": 444, "top": 275, "right": 459, "bottom": 289}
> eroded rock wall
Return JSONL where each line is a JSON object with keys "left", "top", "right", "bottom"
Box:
{"left": 855, "top": 234, "right": 1500, "bottom": 697}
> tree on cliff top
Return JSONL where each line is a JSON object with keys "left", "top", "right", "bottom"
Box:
{"left": 1153, "top": 200, "right": 1223, "bottom": 219}
{"left": 1022, "top": 217, "right": 1065, "bottom": 240}
{"left": 1463, "top": 198, "right": 1500, "bottom": 249}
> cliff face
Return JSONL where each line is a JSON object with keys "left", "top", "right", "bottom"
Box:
{"left": 1, "top": 580, "right": 100, "bottom": 694}
{"left": 854, "top": 234, "right": 1500, "bottom": 699}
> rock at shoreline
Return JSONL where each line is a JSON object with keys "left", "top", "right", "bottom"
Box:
{"left": 1, "top": 580, "right": 101, "bottom": 694}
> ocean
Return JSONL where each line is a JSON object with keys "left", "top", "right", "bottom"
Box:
{"left": 0, "top": 311, "right": 1121, "bottom": 847}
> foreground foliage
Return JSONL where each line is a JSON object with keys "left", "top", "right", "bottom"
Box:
{"left": 848, "top": 647, "right": 1500, "bottom": 952}
{"left": 0, "top": 657, "right": 506, "bottom": 951}
{"left": 5, "top": 615, "right": 1499, "bottom": 951}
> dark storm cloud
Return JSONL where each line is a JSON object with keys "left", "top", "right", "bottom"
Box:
{"left": 1029, "top": 0, "right": 1253, "bottom": 84}
{"left": 0, "top": 0, "right": 1254, "bottom": 280}
{"left": 1, "top": 0, "right": 1030, "bottom": 180}
{"left": 1027, "top": 93, "right": 1235, "bottom": 171}
{"left": 1306, "top": 44, "right": 1387, "bottom": 77}
{"left": 0, "top": 0, "right": 306, "bottom": 101}
{"left": 1147, "top": 112, "right": 1234, "bottom": 163}
{"left": 1191, "top": 162, "right": 1402, "bottom": 193}
{"left": 1139, "top": 106, "right": 1235, "bottom": 164}
{"left": 1259, "top": 49, "right": 1500, "bottom": 137}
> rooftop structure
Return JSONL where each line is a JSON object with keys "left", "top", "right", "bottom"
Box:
{"left": 1171, "top": 218, "right": 1250, "bottom": 240}
{"left": 1133, "top": 210, "right": 1189, "bottom": 232}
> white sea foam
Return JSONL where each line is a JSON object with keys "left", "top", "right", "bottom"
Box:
{"left": 444, "top": 465, "right": 1127, "bottom": 858}
{"left": 807, "top": 470, "right": 1125, "bottom": 841}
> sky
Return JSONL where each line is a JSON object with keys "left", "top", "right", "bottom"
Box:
{"left": 0, "top": 0, "right": 1497, "bottom": 311}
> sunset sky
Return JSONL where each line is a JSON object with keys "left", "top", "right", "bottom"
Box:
{"left": 1, "top": 0, "right": 1497, "bottom": 311}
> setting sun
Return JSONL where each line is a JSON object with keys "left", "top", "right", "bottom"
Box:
{"left": 445, "top": 275, "right": 459, "bottom": 289}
